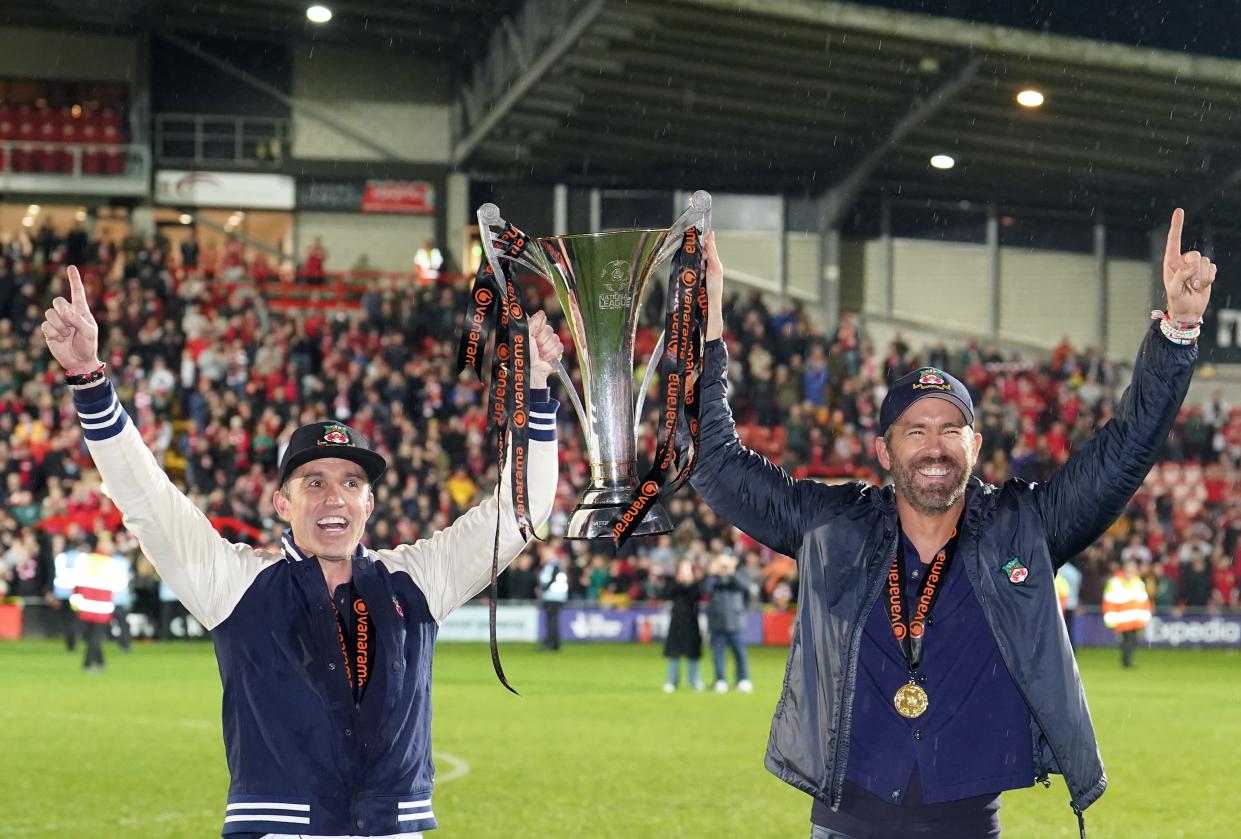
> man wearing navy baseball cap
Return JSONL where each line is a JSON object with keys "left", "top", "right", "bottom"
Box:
{"left": 686, "top": 210, "right": 1214, "bottom": 838}
{"left": 43, "top": 264, "right": 567, "bottom": 839}
{"left": 876, "top": 366, "right": 977, "bottom": 519}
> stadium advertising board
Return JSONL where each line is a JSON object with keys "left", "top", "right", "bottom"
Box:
{"left": 297, "top": 178, "right": 436, "bottom": 214}
{"left": 360, "top": 180, "right": 435, "bottom": 214}
{"left": 438, "top": 604, "right": 540, "bottom": 642}
{"left": 558, "top": 607, "right": 767, "bottom": 644}
{"left": 1076, "top": 613, "right": 1241, "bottom": 648}
{"left": 155, "top": 170, "right": 295, "bottom": 209}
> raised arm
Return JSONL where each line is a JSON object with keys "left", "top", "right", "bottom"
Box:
{"left": 689, "top": 233, "right": 846, "bottom": 557}
{"left": 1033, "top": 209, "right": 1212, "bottom": 563}
{"left": 42, "top": 267, "right": 274, "bottom": 629}
{"left": 376, "top": 311, "right": 564, "bottom": 622}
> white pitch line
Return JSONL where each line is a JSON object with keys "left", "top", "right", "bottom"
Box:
{"left": 434, "top": 750, "right": 471, "bottom": 784}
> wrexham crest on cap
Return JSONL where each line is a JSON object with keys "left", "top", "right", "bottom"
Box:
{"left": 321, "top": 423, "right": 352, "bottom": 446}
{"left": 912, "top": 368, "right": 950, "bottom": 391}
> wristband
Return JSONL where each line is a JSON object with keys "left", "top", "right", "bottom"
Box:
{"left": 65, "top": 362, "right": 107, "bottom": 389}
{"left": 1150, "top": 310, "right": 1201, "bottom": 345}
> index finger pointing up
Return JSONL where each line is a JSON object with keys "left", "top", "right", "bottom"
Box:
{"left": 1165, "top": 208, "right": 1185, "bottom": 266}
{"left": 67, "top": 265, "right": 87, "bottom": 312}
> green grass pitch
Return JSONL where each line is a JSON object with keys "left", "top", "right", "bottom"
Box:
{"left": 1, "top": 640, "right": 1236, "bottom": 837}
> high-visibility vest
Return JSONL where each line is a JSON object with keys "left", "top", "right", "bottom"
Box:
{"left": 1055, "top": 572, "right": 1070, "bottom": 613}
{"left": 70, "top": 552, "right": 118, "bottom": 624}
{"left": 1102, "top": 573, "right": 1151, "bottom": 632}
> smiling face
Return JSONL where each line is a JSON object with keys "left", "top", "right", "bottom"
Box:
{"left": 272, "top": 457, "right": 374, "bottom": 561}
{"left": 877, "top": 397, "right": 982, "bottom": 518}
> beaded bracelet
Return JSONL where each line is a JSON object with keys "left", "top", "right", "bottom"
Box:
{"left": 65, "top": 362, "right": 107, "bottom": 389}
{"left": 1150, "top": 310, "right": 1201, "bottom": 345}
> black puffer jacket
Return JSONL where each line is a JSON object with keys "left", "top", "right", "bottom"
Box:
{"left": 690, "top": 321, "right": 1195, "bottom": 817}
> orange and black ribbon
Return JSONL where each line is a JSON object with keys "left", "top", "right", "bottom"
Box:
{"left": 887, "top": 526, "right": 960, "bottom": 674}
{"left": 611, "top": 227, "right": 707, "bottom": 548}
{"left": 455, "top": 221, "right": 535, "bottom": 693}
{"left": 331, "top": 595, "right": 371, "bottom": 704}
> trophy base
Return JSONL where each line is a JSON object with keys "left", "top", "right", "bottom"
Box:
{"left": 565, "top": 486, "right": 673, "bottom": 540}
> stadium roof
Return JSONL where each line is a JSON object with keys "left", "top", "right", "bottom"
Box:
{"left": 16, "top": 0, "right": 1241, "bottom": 227}
{"left": 453, "top": 0, "right": 1241, "bottom": 227}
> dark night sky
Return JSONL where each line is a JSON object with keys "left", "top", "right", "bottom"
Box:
{"left": 860, "top": 1, "right": 1241, "bottom": 58}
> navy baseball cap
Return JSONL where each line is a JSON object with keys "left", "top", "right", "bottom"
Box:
{"left": 879, "top": 367, "right": 975, "bottom": 436}
{"left": 278, "top": 421, "right": 387, "bottom": 487}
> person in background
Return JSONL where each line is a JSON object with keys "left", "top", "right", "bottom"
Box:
{"left": 538, "top": 547, "right": 569, "bottom": 651}
{"left": 414, "top": 240, "right": 443, "bottom": 285}
{"left": 70, "top": 539, "right": 117, "bottom": 673}
{"left": 51, "top": 533, "right": 82, "bottom": 653}
{"left": 304, "top": 236, "right": 327, "bottom": 284}
{"left": 180, "top": 234, "right": 199, "bottom": 270}
{"left": 704, "top": 552, "right": 752, "bottom": 694}
{"left": 1102, "top": 560, "right": 1152, "bottom": 668}
{"left": 1055, "top": 558, "right": 1083, "bottom": 649}
{"left": 97, "top": 531, "right": 133, "bottom": 653}
{"left": 504, "top": 554, "right": 539, "bottom": 601}
{"left": 661, "top": 558, "right": 704, "bottom": 693}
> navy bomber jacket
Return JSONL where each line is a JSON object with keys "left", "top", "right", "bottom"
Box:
{"left": 74, "top": 379, "right": 559, "bottom": 838}
{"left": 690, "top": 321, "right": 1195, "bottom": 820}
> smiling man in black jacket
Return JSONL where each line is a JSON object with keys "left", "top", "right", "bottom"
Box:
{"left": 690, "top": 210, "right": 1214, "bottom": 839}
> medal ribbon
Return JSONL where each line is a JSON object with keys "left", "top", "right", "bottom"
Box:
{"left": 610, "top": 227, "right": 707, "bottom": 548}
{"left": 455, "top": 221, "right": 535, "bottom": 693}
{"left": 886, "top": 526, "right": 960, "bottom": 673}
{"left": 331, "top": 595, "right": 371, "bottom": 704}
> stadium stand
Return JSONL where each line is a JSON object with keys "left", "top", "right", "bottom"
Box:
{"left": 1, "top": 223, "right": 1238, "bottom": 622}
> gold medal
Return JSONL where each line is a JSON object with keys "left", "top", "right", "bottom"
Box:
{"left": 894, "top": 680, "right": 929, "bottom": 719}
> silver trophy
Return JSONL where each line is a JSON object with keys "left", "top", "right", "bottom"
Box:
{"left": 478, "top": 190, "right": 713, "bottom": 539}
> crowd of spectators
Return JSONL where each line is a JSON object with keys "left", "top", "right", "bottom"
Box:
{"left": 1, "top": 220, "right": 1239, "bottom": 626}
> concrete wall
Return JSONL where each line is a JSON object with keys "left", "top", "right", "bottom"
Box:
{"left": 290, "top": 43, "right": 452, "bottom": 162}
{"left": 854, "top": 236, "right": 1159, "bottom": 360}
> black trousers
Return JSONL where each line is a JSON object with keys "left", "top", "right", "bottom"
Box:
{"left": 60, "top": 600, "right": 78, "bottom": 651}
{"left": 82, "top": 620, "right": 106, "bottom": 669}
{"left": 1119, "top": 629, "right": 1138, "bottom": 667}
{"left": 542, "top": 602, "right": 563, "bottom": 650}
{"left": 111, "top": 607, "right": 132, "bottom": 651}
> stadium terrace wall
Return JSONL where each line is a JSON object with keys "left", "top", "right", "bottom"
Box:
{"left": 860, "top": 238, "right": 1152, "bottom": 361}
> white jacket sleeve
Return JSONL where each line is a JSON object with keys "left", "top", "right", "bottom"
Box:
{"left": 375, "top": 400, "right": 559, "bottom": 623}
{"left": 75, "top": 381, "right": 277, "bottom": 630}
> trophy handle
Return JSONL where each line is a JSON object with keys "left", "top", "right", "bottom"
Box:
{"left": 477, "top": 203, "right": 550, "bottom": 278}
{"left": 653, "top": 189, "right": 713, "bottom": 271}
{"left": 635, "top": 190, "right": 712, "bottom": 439}
{"left": 478, "top": 202, "right": 590, "bottom": 434}
{"left": 633, "top": 330, "right": 665, "bottom": 438}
